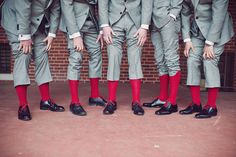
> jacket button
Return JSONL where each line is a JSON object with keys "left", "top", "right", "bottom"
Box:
{"left": 196, "top": 16, "right": 199, "bottom": 19}
{"left": 124, "top": 0, "right": 127, "bottom": 2}
{"left": 120, "top": 12, "right": 122, "bottom": 14}
{"left": 37, "top": 18, "right": 40, "bottom": 21}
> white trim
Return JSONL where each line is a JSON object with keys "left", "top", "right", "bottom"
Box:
{"left": 0, "top": 74, "right": 13, "bottom": 80}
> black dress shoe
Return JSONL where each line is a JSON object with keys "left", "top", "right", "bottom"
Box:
{"left": 155, "top": 102, "right": 178, "bottom": 115}
{"left": 132, "top": 103, "right": 144, "bottom": 116}
{"left": 195, "top": 107, "right": 217, "bottom": 119}
{"left": 70, "top": 103, "right": 87, "bottom": 116}
{"left": 88, "top": 97, "right": 107, "bottom": 106}
{"left": 18, "top": 105, "right": 32, "bottom": 121}
{"left": 40, "top": 99, "right": 65, "bottom": 112}
{"left": 103, "top": 101, "right": 117, "bottom": 115}
{"left": 179, "top": 103, "right": 202, "bottom": 115}
{"left": 143, "top": 98, "right": 165, "bottom": 108}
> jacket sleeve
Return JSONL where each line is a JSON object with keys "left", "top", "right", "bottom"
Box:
{"left": 141, "top": 0, "right": 153, "bottom": 25}
{"left": 170, "top": 0, "right": 183, "bottom": 18}
{"left": 206, "top": 0, "right": 229, "bottom": 43}
{"left": 15, "top": 0, "right": 32, "bottom": 35}
{"left": 181, "top": 0, "right": 192, "bottom": 40}
{"left": 98, "top": 0, "right": 109, "bottom": 25}
{"left": 48, "top": 0, "right": 61, "bottom": 35}
{"left": 60, "top": 0, "right": 80, "bottom": 35}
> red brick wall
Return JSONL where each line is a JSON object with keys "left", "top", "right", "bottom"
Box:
{"left": 0, "top": 0, "right": 235, "bottom": 90}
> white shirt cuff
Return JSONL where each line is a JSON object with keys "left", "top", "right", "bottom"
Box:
{"left": 205, "top": 40, "right": 214, "bottom": 46}
{"left": 169, "top": 14, "right": 177, "bottom": 20}
{"left": 69, "top": 32, "right": 81, "bottom": 39}
{"left": 18, "top": 34, "right": 31, "bottom": 40}
{"left": 99, "top": 31, "right": 103, "bottom": 35}
{"left": 184, "top": 38, "right": 191, "bottom": 42}
{"left": 48, "top": 33, "right": 56, "bottom": 38}
{"left": 101, "top": 24, "right": 109, "bottom": 28}
{"left": 141, "top": 24, "right": 149, "bottom": 30}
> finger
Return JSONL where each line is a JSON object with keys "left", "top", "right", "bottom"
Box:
{"left": 207, "top": 51, "right": 211, "bottom": 59}
{"left": 29, "top": 45, "right": 32, "bottom": 53}
{"left": 108, "top": 35, "right": 113, "bottom": 44}
{"left": 202, "top": 53, "right": 205, "bottom": 59}
{"left": 22, "top": 45, "right": 26, "bottom": 54}
{"left": 96, "top": 37, "right": 99, "bottom": 43}
{"left": 81, "top": 44, "right": 84, "bottom": 51}
{"left": 191, "top": 45, "right": 195, "bottom": 52}
{"left": 18, "top": 43, "right": 23, "bottom": 51}
{"left": 210, "top": 52, "right": 215, "bottom": 59}
{"left": 100, "top": 38, "right": 104, "bottom": 49}
{"left": 111, "top": 29, "right": 116, "bottom": 36}
{"left": 140, "top": 38, "right": 146, "bottom": 47}
{"left": 101, "top": 41, "right": 104, "bottom": 49}
{"left": 75, "top": 45, "right": 79, "bottom": 51}
{"left": 184, "top": 49, "right": 188, "bottom": 57}
{"left": 25, "top": 46, "right": 29, "bottom": 54}
{"left": 48, "top": 45, "right": 52, "bottom": 51}
{"left": 46, "top": 44, "right": 50, "bottom": 51}
{"left": 43, "top": 37, "right": 48, "bottom": 42}
{"left": 133, "top": 31, "right": 138, "bottom": 38}
{"left": 137, "top": 37, "right": 142, "bottom": 46}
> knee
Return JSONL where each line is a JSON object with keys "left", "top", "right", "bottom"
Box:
{"left": 203, "top": 59, "right": 218, "bottom": 68}
{"left": 187, "top": 57, "right": 200, "bottom": 69}
{"left": 108, "top": 49, "right": 121, "bottom": 60}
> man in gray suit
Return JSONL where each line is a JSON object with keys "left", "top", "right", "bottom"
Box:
{"left": 179, "top": 0, "right": 234, "bottom": 118}
{"left": 143, "top": 0, "right": 183, "bottom": 116}
{"left": 99, "top": 0, "right": 152, "bottom": 115}
{"left": 60, "top": 0, "right": 106, "bottom": 116}
{"left": 1, "top": 0, "right": 65, "bottom": 121}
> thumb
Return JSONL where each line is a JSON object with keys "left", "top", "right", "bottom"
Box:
{"left": 43, "top": 37, "right": 48, "bottom": 42}
{"left": 111, "top": 29, "right": 116, "bottom": 36}
{"left": 133, "top": 31, "right": 139, "bottom": 38}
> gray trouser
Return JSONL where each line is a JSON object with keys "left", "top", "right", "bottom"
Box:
{"left": 67, "top": 20, "right": 102, "bottom": 80}
{"left": 6, "top": 30, "right": 52, "bottom": 87}
{"left": 187, "top": 36, "right": 224, "bottom": 88}
{"left": 151, "top": 19, "right": 180, "bottom": 76}
{"left": 107, "top": 13, "right": 143, "bottom": 81}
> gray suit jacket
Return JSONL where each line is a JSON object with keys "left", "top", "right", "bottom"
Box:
{"left": 98, "top": 0, "right": 153, "bottom": 28}
{"left": 60, "top": 0, "right": 99, "bottom": 35}
{"left": 181, "top": 0, "right": 234, "bottom": 45}
{"left": 1, "top": 0, "right": 60, "bottom": 36}
{"left": 152, "top": 0, "right": 183, "bottom": 29}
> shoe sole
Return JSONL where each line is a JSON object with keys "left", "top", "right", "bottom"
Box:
{"left": 155, "top": 110, "right": 178, "bottom": 115}
{"left": 195, "top": 114, "right": 217, "bottom": 119}
{"left": 40, "top": 106, "right": 65, "bottom": 112}
{"left": 69, "top": 108, "right": 87, "bottom": 116}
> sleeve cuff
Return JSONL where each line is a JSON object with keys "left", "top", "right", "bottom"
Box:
{"left": 99, "top": 31, "right": 103, "bottom": 35}
{"left": 48, "top": 33, "right": 56, "bottom": 38}
{"left": 69, "top": 32, "right": 81, "bottom": 39}
{"left": 101, "top": 24, "right": 109, "bottom": 28}
{"left": 184, "top": 38, "right": 191, "bottom": 42}
{"left": 18, "top": 34, "right": 31, "bottom": 40}
{"left": 141, "top": 24, "right": 149, "bottom": 30}
{"left": 205, "top": 40, "right": 214, "bottom": 46}
{"left": 169, "top": 14, "right": 177, "bottom": 20}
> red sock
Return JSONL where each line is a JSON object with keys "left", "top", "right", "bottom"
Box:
{"left": 167, "top": 71, "right": 181, "bottom": 105}
{"left": 90, "top": 78, "right": 100, "bottom": 98}
{"left": 108, "top": 81, "right": 118, "bottom": 102}
{"left": 69, "top": 80, "right": 80, "bottom": 104}
{"left": 158, "top": 74, "right": 169, "bottom": 101}
{"left": 15, "top": 85, "right": 28, "bottom": 107}
{"left": 38, "top": 83, "right": 51, "bottom": 101}
{"left": 206, "top": 88, "right": 219, "bottom": 108}
{"left": 190, "top": 86, "right": 201, "bottom": 105}
{"left": 130, "top": 79, "right": 141, "bottom": 103}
